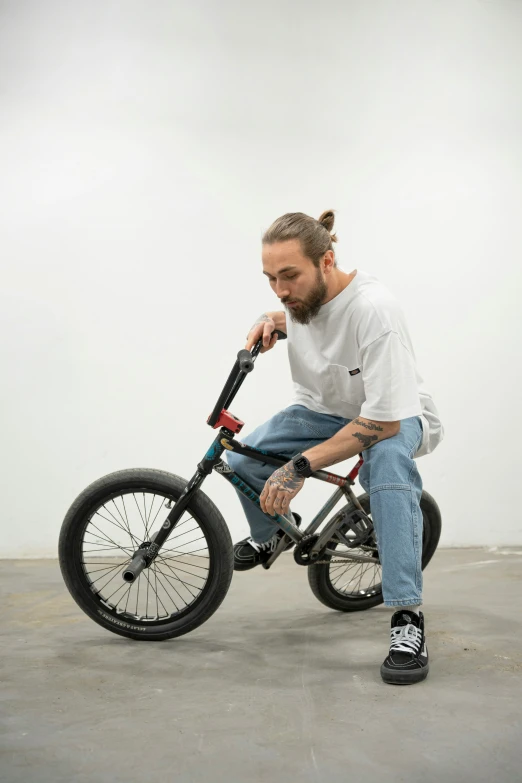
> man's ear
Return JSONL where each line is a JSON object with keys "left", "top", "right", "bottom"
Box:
{"left": 322, "top": 250, "right": 335, "bottom": 274}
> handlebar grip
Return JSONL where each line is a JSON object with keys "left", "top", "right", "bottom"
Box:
{"left": 237, "top": 349, "right": 255, "bottom": 373}
{"left": 122, "top": 554, "right": 147, "bottom": 583}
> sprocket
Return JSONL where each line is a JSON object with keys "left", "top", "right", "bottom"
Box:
{"left": 293, "top": 534, "right": 327, "bottom": 566}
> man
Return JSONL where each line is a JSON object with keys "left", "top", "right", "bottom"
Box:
{"left": 227, "top": 210, "right": 444, "bottom": 685}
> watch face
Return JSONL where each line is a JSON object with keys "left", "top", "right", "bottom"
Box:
{"left": 294, "top": 456, "right": 308, "bottom": 472}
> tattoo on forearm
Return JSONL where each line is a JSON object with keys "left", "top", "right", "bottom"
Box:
{"left": 352, "top": 418, "right": 386, "bottom": 450}
{"left": 352, "top": 418, "right": 384, "bottom": 432}
{"left": 353, "top": 432, "right": 379, "bottom": 449}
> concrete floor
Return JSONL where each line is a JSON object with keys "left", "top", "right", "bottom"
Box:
{"left": 1, "top": 548, "right": 522, "bottom": 783}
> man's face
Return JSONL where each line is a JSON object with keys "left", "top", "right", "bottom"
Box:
{"left": 262, "top": 239, "right": 328, "bottom": 325}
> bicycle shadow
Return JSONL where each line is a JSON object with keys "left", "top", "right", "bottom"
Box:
{"left": 55, "top": 602, "right": 522, "bottom": 688}
{"left": 57, "top": 605, "right": 392, "bottom": 685}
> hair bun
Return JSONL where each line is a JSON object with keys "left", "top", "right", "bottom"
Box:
{"left": 318, "top": 209, "right": 338, "bottom": 243}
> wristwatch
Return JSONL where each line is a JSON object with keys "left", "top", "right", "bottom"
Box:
{"left": 292, "top": 453, "right": 313, "bottom": 478}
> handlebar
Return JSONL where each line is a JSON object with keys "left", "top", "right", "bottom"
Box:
{"left": 207, "top": 330, "right": 287, "bottom": 427}
{"left": 237, "top": 350, "right": 255, "bottom": 374}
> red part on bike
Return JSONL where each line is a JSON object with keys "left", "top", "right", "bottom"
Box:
{"left": 347, "top": 455, "right": 364, "bottom": 480}
{"left": 207, "top": 409, "right": 244, "bottom": 433}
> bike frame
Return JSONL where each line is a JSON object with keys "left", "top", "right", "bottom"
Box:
{"left": 206, "top": 434, "right": 366, "bottom": 569}
{"left": 122, "top": 333, "right": 373, "bottom": 582}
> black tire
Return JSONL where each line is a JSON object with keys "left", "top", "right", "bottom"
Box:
{"left": 59, "top": 468, "right": 234, "bottom": 640}
{"left": 307, "top": 490, "right": 441, "bottom": 612}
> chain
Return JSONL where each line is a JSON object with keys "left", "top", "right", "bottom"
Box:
{"left": 311, "top": 544, "right": 380, "bottom": 566}
{"left": 312, "top": 557, "right": 380, "bottom": 565}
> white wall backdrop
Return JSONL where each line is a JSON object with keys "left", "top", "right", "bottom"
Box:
{"left": 1, "top": 0, "right": 521, "bottom": 556}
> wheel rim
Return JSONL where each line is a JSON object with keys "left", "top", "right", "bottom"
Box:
{"left": 79, "top": 488, "right": 211, "bottom": 624}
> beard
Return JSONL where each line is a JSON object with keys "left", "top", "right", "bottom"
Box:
{"left": 283, "top": 268, "right": 328, "bottom": 325}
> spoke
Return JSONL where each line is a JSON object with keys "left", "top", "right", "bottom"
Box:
{"left": 152, "top": 565, "right": 182, "bottom": 611}
{"left": 83, "top": 533, "right": 131, "bottom": 552}
{"left": 332, "top": 559, "right": 364, "bottom": 590}
{"left": 153, "top": 564, "right": 160, "bottom": 617}
{"left": 330, "top": 558, "right": 361, "bottom": 578}
{"left": 81, "top": 560, "right": 127, "bottom": 566}
{"left": 155, "top": 556, "right": 207, "bottom": 582}
{"left": 124, "top": 581, "right": 132, "bottom": 613}
{"left": 120, "top": 495, "right": 139, "bottom": 544}
{"left": 335, "top": 559, "right": 374, "bottom": 594}
{"left": 83, "top": 529, "right": 127, "bottom": 548}
{"left": 147, "top": 493, "right": 157, "bottom": 540}
{"left": 88, "top": 560, "right": 129, "bottom": 585}
{"left": 135, "top": 570, "right": 140, "bottom": 616}
{"left": 132, "top": 493, "right": 149, "bottom": 539}
{"left": 143, "top": 568, "right": 169, "bottom": 617}
{"left": 343, "top": 560, "right": 365, "bottom": 588}
{"left": 156, "top": 562, "right": 199, "bottom": 600}
{"left": 352, "top": 561, "right": 372, "bottom": 591}
{"left": 158, "top": 520, "right": 198, "bottom": 542}
{"left": 167, "top": 525, "right": 200, "bottom": 541}
{"left": 159, "top": 546, "right": 209, "bottom": 558}
{"left": 154, "top": 565, "right": 187, "bottom": 608}
{"left": 95, "top": 563, "right": 129, "bottom": 592}
{"left": 355, "top": 562, "right": 374, "bottom": 592}
{"left": 93, "top": 509, "right": 140, "bottom": 547}
{"left": 148, "top": 495, "right": 169, "bottom": 531}
{"left": 83, "top": 564, "right": 127, "bottom": 576}
{"left": 366, "top": 569, "right": 377, "bottom": 592}
{"left": 156, "top": 554, "right": 209, "bottom": 573}
{"left": 146, "top": 558, "right": 150, "bottom": 615}
{"left": 83, "top": 545, "right": 133, "bottom": 554}
{"left": 143, "top": 493, "right": 153, "bottom": 540}
{"left": 367, "top": 565, "right": 382, "bottom": 592}
{"left": 106, "top": 499, "right": 138, "bottom": 549}
{"left": 158, "top": 533, "right": 206, "bottom": 551}
{"left": 85, "top": 521, "right": 135, "bottom": 555}
{"left": 156, "top": 559, "right": 203, "bottom": 594}
{"left": 104, "top": 578, "right": 132, "bottom": 605}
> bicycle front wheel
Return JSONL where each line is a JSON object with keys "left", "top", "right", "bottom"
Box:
{"left": 59, "top": 468, "right": 233, "bottom": 640}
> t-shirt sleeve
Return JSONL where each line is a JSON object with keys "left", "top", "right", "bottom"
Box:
{"left": 359, "top": 331, "right": 422, "bottom": 421}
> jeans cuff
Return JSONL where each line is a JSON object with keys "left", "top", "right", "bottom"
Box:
{"left": 384, "top": 599, "right": 423, "bottom": 607}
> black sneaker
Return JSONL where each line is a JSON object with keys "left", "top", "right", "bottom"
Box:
{"left": 233, "top": 514, "right": 302, "bottom": 571}
{"left": 380, "top": 610, "right": 429, "bottom": 685}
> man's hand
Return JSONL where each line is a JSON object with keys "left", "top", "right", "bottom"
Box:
{"left": 260, "top": 461, "right": 305, "bottom": 516}
{"left": 245, "top": 311, "right": 287, "bottom": 353}
{"left": 245, "top": 314, "right": 277, "bottom": 353}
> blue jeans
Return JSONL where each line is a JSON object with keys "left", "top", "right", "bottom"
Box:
{"left": 226, "top": 404, "right": 424, "bottom": 607}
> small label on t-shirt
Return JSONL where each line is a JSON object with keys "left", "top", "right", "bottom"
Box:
{"left": 349, "top": 368, "right": 361, "bottom": 376}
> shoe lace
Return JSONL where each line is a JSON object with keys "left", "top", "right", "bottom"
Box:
{"left": 390, "top": 623, "right": 422, "bottom": 655}
{"left": 247, "top": 536, "right": 278, "bottom": 554}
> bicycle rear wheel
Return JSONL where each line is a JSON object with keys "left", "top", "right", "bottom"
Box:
{"left": 59, "top": 468, "right": 233, "bottom": 640}
{"left": 307, "top": 490, "right": 441, "bottom": 612}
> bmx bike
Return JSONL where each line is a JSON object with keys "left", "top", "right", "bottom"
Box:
{"left": 59, "top": 331, "right": 441, "bottom": 640}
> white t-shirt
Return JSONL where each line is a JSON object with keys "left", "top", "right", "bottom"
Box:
{"left": 286, "top": 269, "right": 443, "bottom": 458}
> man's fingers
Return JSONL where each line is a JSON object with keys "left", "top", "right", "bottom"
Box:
{"left": 263, "top": 323, "right": 273, "bottom": 347}
{"left": 279, "top": 495, "right": 290, "bottom": 513}
{"left": 245, "top": 326, "right": 261, "bottom": 351}
{"left": 264, "top": 485, "right": 281, "bottom": 515}
{"left": 245, "top": 318, "right": 278, "bottom": 353}
{"left": 260, "top": 331, "right": 278, "bottom": 354}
